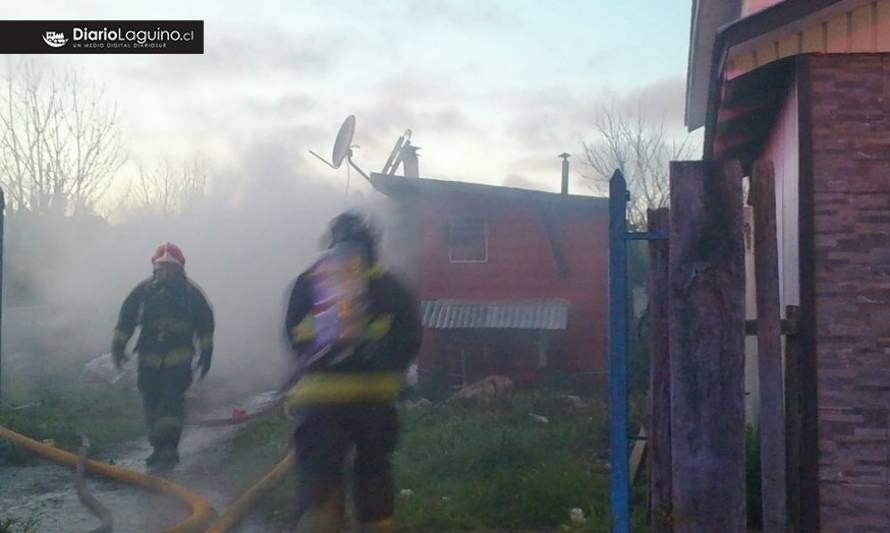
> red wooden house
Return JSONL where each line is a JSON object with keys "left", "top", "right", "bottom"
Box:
{"left": 370, "top": 172, "right": 608, "bottom": 387}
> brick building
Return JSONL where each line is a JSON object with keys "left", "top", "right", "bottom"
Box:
{"left": 688, "top": 0, "right": 890, "bottom": 529}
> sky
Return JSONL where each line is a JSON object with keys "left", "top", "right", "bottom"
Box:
{"left": 1, "top": 0, "right": 695, "bottom": 201}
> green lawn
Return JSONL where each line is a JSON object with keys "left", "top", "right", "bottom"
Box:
{"left": 0, "top": 355, "right": 145, "bottom": 465}
{"left": 224, "top": 389, "right": 648, "bottom": 532}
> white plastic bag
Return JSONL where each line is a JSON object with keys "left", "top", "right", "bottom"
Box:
{"left": 80, "top": 353, "right": 136, "bottom": 390}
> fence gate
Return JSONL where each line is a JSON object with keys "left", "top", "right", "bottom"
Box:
{"left": 608, "top": 162, "right": 747, "bottom": 533}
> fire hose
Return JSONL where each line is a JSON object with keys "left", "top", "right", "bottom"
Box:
{"left": 191, "top": 394, "right": 298, "bottom": 532}
{"left": 184, "top": 394, "right": 283, "bottom": 428}
{"left": 76, "top": 433, "right": 114, "bottom": 533}
{"left": 205, "top": 450, "right": 296, "bottom": 533}
{"left": 0, "top": 425, "right": 211, "bottom": 533}
{"left": 2, "top": 389, "right": 294, "bottom": 532}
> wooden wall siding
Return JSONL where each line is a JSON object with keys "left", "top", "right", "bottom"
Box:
{"left": 759, "top": 79, "right": 800, "bottom": 310}
{"left": 412, "top": 191, "right": 609, "bottom": 379}
{"left": 727, "top": 1, "right": 890, "bottom": 79}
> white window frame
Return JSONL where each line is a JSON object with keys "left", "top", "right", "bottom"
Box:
{"left": 448, "top": 217, "right": 489, "bottom": 263}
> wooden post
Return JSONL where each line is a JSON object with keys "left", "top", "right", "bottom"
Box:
{"left": 668, "top": 161, "right": 746, "bottom": 532}
{"left": 647, "top": 208, "right": 671, "bottom": 532}
{"left": 750, "top": 160, "right": 787, "bottom": 532}
{"left": 784, "top": 305, "right": 802, "bottom": 532}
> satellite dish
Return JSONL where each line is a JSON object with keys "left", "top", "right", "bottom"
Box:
{"left": 309, "top": 114, "right": 370, "bottom": 183}
{"left": 309, "top": 114, "right": 358, "bottom": 170}
{"left": 331, "top": 115, "right": 356, "bottom": 168}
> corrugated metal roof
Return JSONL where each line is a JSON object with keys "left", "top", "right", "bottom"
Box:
{"left": 421, "top": 299, "right": 569, "bottom": 330}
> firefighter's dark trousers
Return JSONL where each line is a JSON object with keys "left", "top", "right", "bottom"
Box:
{"left": 293, "top": 403, "right": 398, "bottom": 533}
{"left": 137, "top": 361, "right": 192, "bottom": 454}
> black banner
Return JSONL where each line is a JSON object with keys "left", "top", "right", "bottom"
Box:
{"left": 0, "top": 20, "right": 203, "bottom": 54}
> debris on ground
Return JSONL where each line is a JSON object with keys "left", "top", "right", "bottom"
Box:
{"left": 403, "top": 397, "right": 432, "bottom": 409}
{"left": 569, "top": 507, "right": 586, "bottom": 525}
{"left": 529, "top": 413, "right": 549, "bottom": 424}
{"left": 558, "top": 394, "right": 587, "bottom": 409}
{"left": 449, "top": 375, "right": 513, "bottom": 402}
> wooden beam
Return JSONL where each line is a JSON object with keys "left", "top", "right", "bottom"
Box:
{"left": 796, "top": 55, "right": 820, "bottom": 533}
{"left": 784, "top": 305, "right": 803, "bottom": 533}
{"left": 668, "top": 161, "right": 746, "bottom": 533}
{"left": 630, "top": 426, "right": 648, "bottom": 486}
{"left": 535, "top": 200, "right": 569, "bottom": 278}
{"left": 750, "top": 160, "right": 787, "bottom": 533}
{"left": 647, "top": 207, "right": 671, "bottom": 533}
{"left": 744, "top": 318, "right": 800, "bottom": 336}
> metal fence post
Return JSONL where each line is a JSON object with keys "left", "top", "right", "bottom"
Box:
{"left": 609, "top": 170, "right": 629, "bottom": 533}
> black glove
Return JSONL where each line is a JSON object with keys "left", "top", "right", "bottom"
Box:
{"left": 112, "top": 349, "right": 128, "bottom": 371}
{"left": 197, "top": 349, "right": 212, "bottom": 379}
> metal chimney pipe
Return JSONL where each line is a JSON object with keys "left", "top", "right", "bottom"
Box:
{"left": 559, "top": 153, "right": 571, "bottom": 194}
{"left": 402, "top": 142, "right": 420, "bottom": 178}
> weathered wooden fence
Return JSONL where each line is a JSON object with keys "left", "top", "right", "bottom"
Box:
{"left": 644, "top": 159, "right": 805, "bottom": 532}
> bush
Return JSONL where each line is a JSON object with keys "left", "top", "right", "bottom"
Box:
{"left": 746, "top": 424, "right": 762, "bottom": 530}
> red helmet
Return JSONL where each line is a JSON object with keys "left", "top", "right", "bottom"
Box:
{"left": 151, "top": 242, "right": 186, "bottom": 267}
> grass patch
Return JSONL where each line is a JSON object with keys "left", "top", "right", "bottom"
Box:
{"left": 0, "top": 354, "right": 145, "bottom": 465}
{"left": 0, "top": 515, "right": 40, "bottom": 533}
{"left": 225, "top": 388, "right": 649, "bottom": 531}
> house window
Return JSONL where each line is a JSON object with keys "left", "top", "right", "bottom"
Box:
{"left": 448, "top": 217, "right": 488, "bottom": 263}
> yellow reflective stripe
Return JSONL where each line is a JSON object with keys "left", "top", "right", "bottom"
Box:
{"left": 285, "top": 372, "right": 402, "bottom": 407}
{"left": 139, "top": 347, "right": 194, "bottom": 368}
{"left": 113, "top": 329, "right": 132, "bottom": 343}
{"left": 367, "top": 265, "right": 384, "bottom": 278}
{"left": 363, "top": 313, "right": 393, "bottom": 341}
{"left": 292, "top": 315, "right": 315, "bottom": 343}
{"left": 198, "top": 334, "right": 213, "bottom": 350}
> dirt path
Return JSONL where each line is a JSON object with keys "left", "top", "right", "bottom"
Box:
{"left": 0, "top": 392, "right": 280, "bottom": 533}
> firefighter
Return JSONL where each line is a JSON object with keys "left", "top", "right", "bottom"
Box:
{"left": 111, "top": 242, "right": 214, "bottom": 471}
{"left": 284, "top": 212, "right": 421, "bottom": 533}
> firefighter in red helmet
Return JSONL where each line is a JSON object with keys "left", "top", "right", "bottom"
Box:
{"left": 284, "top": 212, "right": 421, "bottom": 533}
{"left": 111, "top": 242, "right": 214, "bottom": 471}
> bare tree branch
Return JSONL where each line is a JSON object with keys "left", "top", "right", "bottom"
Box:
{"left": 581, "top": 104, "right": 698, "bottom": 227}
{"left": 0, "top": 60, "right": 125, "bottom": 215}
{"left": 126, "top": 156, "right": 208, "bottom": 218}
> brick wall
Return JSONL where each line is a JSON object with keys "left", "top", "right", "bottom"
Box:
{"left": 808, "top": 53, "right": 890, "bottom": 530}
